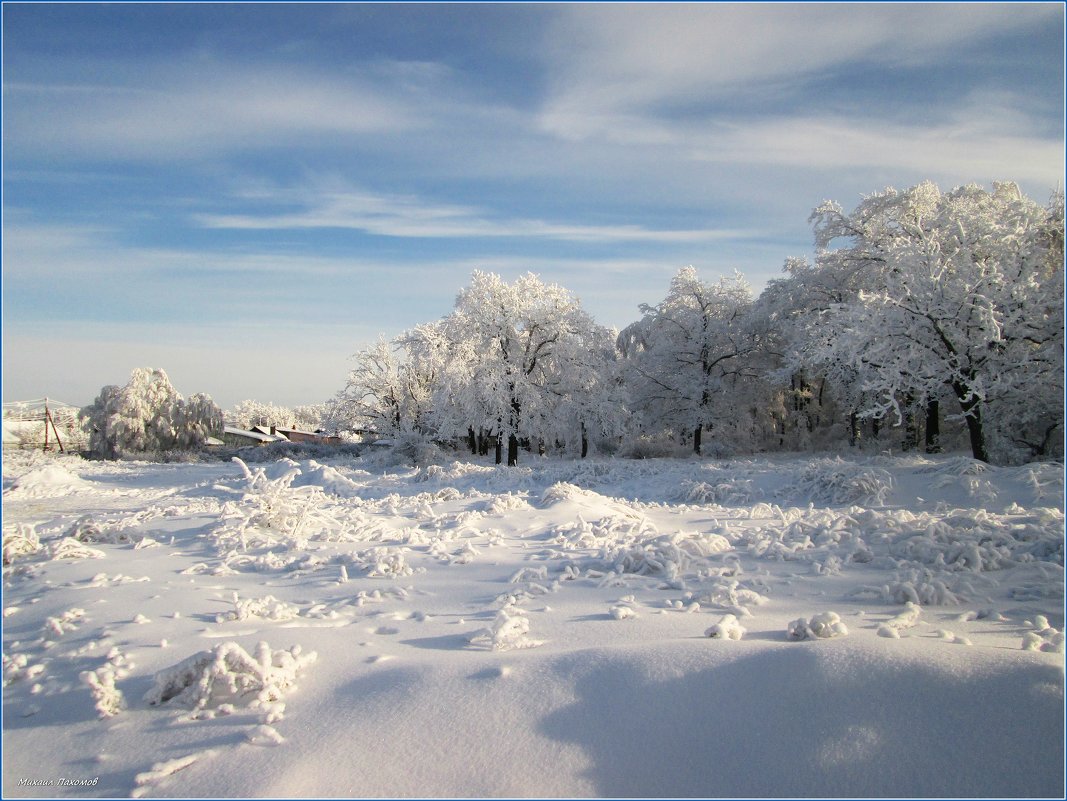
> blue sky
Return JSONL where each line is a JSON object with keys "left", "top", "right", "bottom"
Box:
{"left": 3, "top": 3, "right": 1063, "bottom": 411}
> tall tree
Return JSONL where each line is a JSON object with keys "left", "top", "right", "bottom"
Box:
{"left": 435, "top": 271, "right": 615, "bottom": 465}
{"left": 621, "top": 268, "right": 769, "bottom": 454}
{"left": 333, "top": 334, "right": 437, "bottom": 440}
{"left": 804, "top": 181, "right": 1064, "bottom": 463}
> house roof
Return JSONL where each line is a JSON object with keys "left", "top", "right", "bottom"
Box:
{"left": 223, "top": 426, "right": 287, "bottom": 443}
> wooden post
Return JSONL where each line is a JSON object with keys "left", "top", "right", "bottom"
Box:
{"left": 42, "top": 399, "right": 65, "bottom": 452}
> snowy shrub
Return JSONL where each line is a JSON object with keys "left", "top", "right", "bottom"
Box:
{"left": 485, "top": 492, "right": 531, "bottom": 514}
{"left": 3, "top": 653, "right": 45, "bottom": 687}
{"left": 705, "top": 613, "right": 746, "bottom": 640}
{"left": 1022, "top": 629, "right": 1065, "bottom": 654}
{"left": 469, "top": 605, "right": 543, "bottom": 651}
{"left": 787, "top": 612, "right": 848, "bottom": 640}
{"left": 697, "top": 579, "right": 767, "bottom": 617}
{"left": 337, "top": 545, "right": 417, "bottom": 579}
{"left": 608, "top": 595, "right": 638, "bottom": 620}
{"left": 216, "top": 593, "right": 301, "bottom": 623}
{"left": 82, "top": 649, "right": 132, "bottom": 718}
{"left": 681, "top": 478, "right": 756, "bottom": 506}
{"left": 784, "top": 459, "right": 893, "bottom": 506}
{"left": 607, "top": 535, "right": 690, "bottom": 579}
{"left": 2, "top": 524, "right": 41, "bottom": 565}
{"left": 617, "top": 433, "right": 692, "bottom": 460}
{"left": 80, "top": 367, "right": 223, "bottom": 459}
{"left": 44, "top": 608, "right": 85, "bottom": 637}
{"left": 882, "top": 602, "right": 923, "bottom": 630}
{"left": 212, "top": 458, "right": 346, "bottom": 553}
{"left": 144, "top": 641, "right": 316, "bottom": 715}
{"left": 48, "top": 538, "right": 105, "bottom": 560}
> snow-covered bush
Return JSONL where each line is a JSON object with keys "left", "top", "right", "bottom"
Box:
{"left": 144, "top": 641, "right": 316, "bottom": 715}
{"left": 2, "top": 524, "right": 41, "bottom": 565}
{"left": 82, "top": 649, "right": 132, "bottom": 718}
{"left": 705, "top": 613, "right": 746, "bottom": 640}
{"left": 80, "top": 368, "right": 223, "bottom": 459}
{"left": 787, "top": 612, "right": 848, "bottom": 640}
{"left": 784, "top": 459, "right": 893, "bottom": 506}
{"left": 215, "top": 593, "right": 300, "bottom": 623}
{"left": 681, "top": 478, "right": 756, "bottom": 505}
{"left": 469, "top": 605, "right": 543, "bottom": 651}
{"left": 211, "top": 458, "right": 346, "bottom": 553}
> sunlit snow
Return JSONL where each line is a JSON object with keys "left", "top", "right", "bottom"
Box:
{"left": 2, "top": 448, "right": 1063, "bottom": 798}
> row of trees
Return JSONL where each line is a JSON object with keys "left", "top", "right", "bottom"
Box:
{"left": 228, "top": 399, "right": 327, "bottom": 432}
{"left": 331, "top": 181, "right": 1064, "bottom": 466}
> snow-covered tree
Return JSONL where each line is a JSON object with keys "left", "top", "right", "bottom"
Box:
{"left": 80, "top": 368, "right": 223, "bottom": 458}
{"left": 621, "top": 268, "right": 772, "bottom": 454}
{"left": 758, "top": 254, "right": 893, "bottom": 450}
{"left": 332, "top": 333, "right": 438, "bottom": 440}
{"left": 435, "top": 271, "right": 618, "bottom": 465}
{"left": 803, "top": 181, "right": 1064, "bottom": 463}
{"left": 229, "top": 400, "right": 322, "bottom": 431}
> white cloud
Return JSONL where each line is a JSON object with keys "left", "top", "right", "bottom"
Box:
{"left": 688, "top": 106, "right": 1065, "bottom": 190}
{"left": 197, "top": 182, "right": 754, "bottom": 244}
{"left": 2, "top": 219, "right": 359, "bottom": 280}
{"left": 539, "top": 3, "right": 1060, "bottom": 137}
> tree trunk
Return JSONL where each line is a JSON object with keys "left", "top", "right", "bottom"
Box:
{"left": 468, "top": 427, "right": 477, "bottom": 455}
{"left": 954, "top": 383, "right": 989, "bottom": 463}
{"left": 580, "top": 422, "right": 588, "bottom": 459}
{"left": 903, "top": 407, "right": 919, "bottom": 452}
{"left": 848, "top": 412, "right": 861, "bottom": 447}
{"left": 495, "top": 433, "right": 503, "bottom": 465}
{"left": 507, "top": 434, "right": 519, "bottom": 466}
{"left": 925, "top": 400, "right": 942, "bottom": 454}
{"left": 693, "top": 424, "right": 703, "bottom": 455}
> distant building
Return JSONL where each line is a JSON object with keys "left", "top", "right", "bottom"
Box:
{"left": 220, "top": 424, "right": 343, "bottom": 447}
{"left": 276, "top": 427, "right": 344, "bottom": 446}
{"left": 221, "top": 426, "right": 289, "bottom": 447}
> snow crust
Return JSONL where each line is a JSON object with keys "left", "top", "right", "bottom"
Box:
{"left": 2, "top": 449, "right": 1063, "bottom": 798}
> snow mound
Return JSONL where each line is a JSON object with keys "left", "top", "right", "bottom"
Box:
{"left": 5, "top": 463, "right": 91, "bottom": 497}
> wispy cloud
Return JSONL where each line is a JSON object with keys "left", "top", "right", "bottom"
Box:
{"left": 197, "top": 182, "right": 754, "bottom": 244}
{"left": 539, "top": 4, "right": 1060, "bottom": 139}
{"left": 3, "top": 61, "right": 420, "bottom": 160}
{"left": 687, "top": 101, "right": 1065, "bottom": 188}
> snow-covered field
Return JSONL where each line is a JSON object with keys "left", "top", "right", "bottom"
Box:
{"left": 3, "top": 448, "right": 1064, "bottom": 798}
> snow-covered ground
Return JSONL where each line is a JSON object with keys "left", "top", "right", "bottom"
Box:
{"left": 2, "top": 448, "right": 1063, "bottom": 798}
